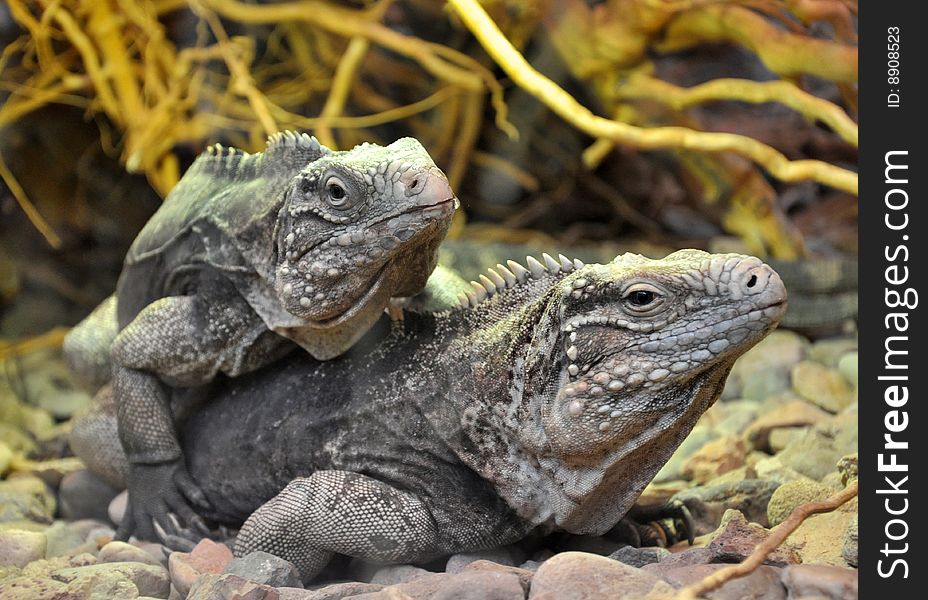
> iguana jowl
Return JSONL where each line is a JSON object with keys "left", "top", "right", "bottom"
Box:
{"left": 66, "top": 133, "right": 457, "bottom": 542}
{"left": 71, "top": 250, "right": 786, "bottom": 581}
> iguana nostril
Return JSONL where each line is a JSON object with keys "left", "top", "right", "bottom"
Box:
{"left": 410, "top": 177, "right": 420, "bottom": 190}
{"left": 746, "top": 274, "right": 757, "bottom": 288}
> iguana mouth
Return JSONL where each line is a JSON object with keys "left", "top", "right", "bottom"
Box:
{"left": 288, "top": 197, "right": 456, "bottom": 264}
{"left": 309, "top": 259, "right": 394, "bottom": 328}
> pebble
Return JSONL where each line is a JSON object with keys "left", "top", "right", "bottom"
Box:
{"left": 654, "top": 425, "right": 717, "bottom": 482}
{"left": 0, "top": 529, "right": 47, "bottom": 568}
{"left": 780, "top": 564, "right": 858, "bottom": 600}
{"left": 431, "top": 570, "right": 524, "bottom": 600}
{"left": 608, "top": 545, "right": 670, "bottom": 567}
{"left": 58, "top": 469, "right": 121, "bottom": 522}
{"left": 784, "top": 511, "right": 857, "bottom": 567}
{"left": 808, "top": 337, "right": 857, "bottom": 368}
{"left": 681, "top": 435, "right": 747, "bottom": 484}
{"left": 368, "top": 563, "right": 433, "bottom": 585}
{"left": 0, "top": 475, "right": 55, "bottom": 523}
{"left": 842, "top": 516, "right": 858, "bottom": 567}
{"left": 187, "top": 573, "right": 279, "bottom": 600}
{"left": 168, "top": 538, "right": 234, "bottom": 597}
{"left": 445, "top": 547, "right": 515, "bottom": 573}
{"left": 44, "top": 519, "right": 107, "bottom": 557}
{"left": 108, "top": 490, "right": 127, "bottom": 526}
{"left": 658, "top": 564, "right": 786, "bottom": 600}
{"left": 767, "top": 479, "right": 839, "bottom": 526}
{"left": 0, "top": 575, "right": 68, "bottom": 599}
{"left": 777, "top": 414, "right": 857, "bottom": 481}
{"left": 50, "top": 561, "right": 171, "bottom": 598}
{"left": 462, "top": 560, "right": 534, "bottom": 594}
{"left": 837, "top": 351, "right": 857, "bottom": 388}
{"left": 529, "top": 551, "right": 675, "bottom": 599}
{"left": 98, "top": 540, "right": 164, "bottom": 566}
{"left": 225, "top": 550, "right": 303, "bottom": 588}
{"left": 791, "top": 361, "right": 855, "bottom": 413}
{"left": 0, "top": 441, "right": 11, "bottom": 476}
{"left": 281, "top": 581, "right": 383, "bottom": 599}
{"left": 723, "top": 331, "right": 807, "bottom": 401}
{"left": 742, "top": 399, "right": 830, "bottom": 452}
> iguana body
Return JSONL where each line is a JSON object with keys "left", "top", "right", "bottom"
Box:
{"left": 65, "top": 133, "right": 457, "bottom": 541}
{"left": 72, "top": 250, "right": 786, "bottom": 581}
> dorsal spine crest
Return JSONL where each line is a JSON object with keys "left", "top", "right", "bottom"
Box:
{"left": 453, "top": 254, "right": 586, "bottom": 310}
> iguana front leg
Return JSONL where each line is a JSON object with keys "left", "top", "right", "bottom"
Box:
{"left": 234, "top": 471, "right": 442, "bottom": 582}
{"left": 111, "top": 294, "right": 289, "bottom": 542}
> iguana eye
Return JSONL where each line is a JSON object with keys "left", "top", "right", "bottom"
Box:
{"left": 622, "top": 283, "right": 663, "bottom": 312}
{"left": 325, "top": 177, "right": 349, "bottom": 208}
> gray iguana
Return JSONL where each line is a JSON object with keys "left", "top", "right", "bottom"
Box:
{"left": 64, "top": 132, "right": 458, "bottom": 542}
{"left": 71, "top": 249, "right": 787, "bottom": 581}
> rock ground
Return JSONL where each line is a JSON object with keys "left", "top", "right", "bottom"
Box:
{"left": 0, "top": 331, "right": 858, "bottom": 599}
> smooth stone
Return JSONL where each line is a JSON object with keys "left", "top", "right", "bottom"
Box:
{"left": 808, "top": 338, "right": 857, "bottom": 368}
{"left": 654, "top": 425, "right": 717, "bottom": 483}
{"left": 742, "top": 400, "right": 830, "bottom": 452}
{"left": 58, "top": 469, "right": 121, "bottom": 522}
{"left": 791, "top": 361, "right": 855, "bottom": 413}
{"left": 777, "top": 413, "right": 857, "bottom": 481}
{"left": 842, "top": 516, "right": 858, "bottom": 567}
{"left": 368, "top": 564, "right": 433, "bottom": 585}
{"left": 681, "top": 435, "right": 747, "bottom": 485}
{"left": 108, "top": 491, "right": 127, "bottom": 526}
{"left": 529, "top": 551, "right": 674, "bottom": 599}
{"left": 723, "top": 331, "right": 807, "bottom": 400}
{"left": 608, "top": 545, "right": 670, "bottom": 568}
{"left": 44, "top": 519, "right": 108, "bottom": 557}
{"left": 224, "top": 550, "right": 302, "bottom": 588}
{"left": 462, "top": 560, "right": 534, "bottom": 594}
{"left": 785, "top": 511, "right": 857, "bottom": 567}
{"left": 837, "top": 352, "right": 857, "bottom": 388}
{"left": 0, "top": 575, "right": 67, "bottom": 599}
{"left": 446, "top": 547, "right": 515, "bottom": 573}
{"left": 281, "top": 581, "right": 383, "bottom": 599}
{"left": 168, "top": 538, "right": 234, "bottom": 597}
{"left": 431, "top": 570, "right": 524, "bottom": 600}
{"left": 558, "top": 535, "right": 626, "bottom": 557}
{"left": 0, "top": 441, "right": 11, "bottom": 476}
{"left": 0, "top": 476, "right": 55, "bottom": 523}
{"left": 780, "top": 564, "right": 858, "bottom": 600}
{"left": 98, "top": 540, "right": 163, "bottom": 566}
{"left": 657, "top": 564, "right": 786, "bottom": 600}
{"left": 50, "top": 561, "right": 171, "bottom": 598}
{"left": 0, "top": 529, "right": 47, "bottom": 568}
{"left": 187, "top": 573, "right": 279, "bottom": 600}
{"left": 19, "top": 552, "right": 97, "bottom": 577}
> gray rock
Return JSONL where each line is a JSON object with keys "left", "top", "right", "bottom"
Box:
{"left": 369, "top": 564, "right": 433, "bottom": 585}
{"left": 446, "top": 547, "right": 515, "bottom": 573}
{"left": 654, "top": 425, "right": 717, "bottom": 482}
{"left": 432, "top": 570, "right": 524, "bottom": 600}
{"left": 842, "top": 516, "right": 858, "bottom": 567}
{"left": 0, "top": 529, "right": 47, "bottom": 568}
{"left": 529, "top": 551, "right": 674, "bottom": 599}
{"left": 724, "top": 331, "right": 808, "bottom": 400}
{"left": 808, "top": 338, "right": 857, "bottom": 368}
{"left": 781, "top": 564, "right": 858, "bottom": 600}
{"left": 608, "top": 545, "right": 670, "bottom": 567}
{"left": 58, "top": 469, "right": 121, "bottom": 522}
{"left": 777, "top": 413, "right": 857, "bottom": 481}
{"left": 671, "top": 479, "right": 780, "bottom": 534}
{"left": 791, "top": 361, "right": 855, "bottom": 413}
{"left": 461, "top": 560, "right": 534, "bottom": 594}
{"left": 108, "top": 490, "right": 127, "bottom": 526}
{"left": 224, "top": 550, "right": 302, "bottom": 588}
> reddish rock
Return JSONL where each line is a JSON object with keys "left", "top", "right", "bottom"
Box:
{"left": 657, "top": 563, "right": 786, "bottom": 600}
{"left": 681, "top": 436, "right": 748, "bottom": 484}
{"left": 463, "top": 559, "right": 535, "bottom": 594}
{"left": 168, "top": 538, "right": 233, "bottom": 597}
{"left": 781, "top": 564, "right": 858, "bottom": 600}
{"left": 529, "top": 551, "right": 674, "bottom": 599}
{"left": 705, "top": 511, "right": 800, "bottom": 567}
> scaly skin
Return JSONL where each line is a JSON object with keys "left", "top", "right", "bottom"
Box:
{"left": 65, "top": 133, "right": 457, "bottom": 543}
{"left": 71, "top": 249, "right": 786, "bottom": 581}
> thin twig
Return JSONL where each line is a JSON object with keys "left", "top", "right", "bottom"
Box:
{"left": 0, "top": 150, "right": 62, "bottom": 249}
{"left": 674, "top": 480, "right": 858, "bottom": 600}
{"left": 447, "top": 0, "right": 857, "bottom": 196}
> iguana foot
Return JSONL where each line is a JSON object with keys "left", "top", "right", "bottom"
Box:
{"left": 116, "top": 461, "right": 212, "bottom": 543}
{"left": 621, "top": 499, "right": 696, "bottom": 546}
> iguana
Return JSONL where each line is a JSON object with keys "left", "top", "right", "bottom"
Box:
{"left": 70, "top": 249, "right": 787, "bottom": 582}
{"left": 64, "top": 132, "right": 458, "bottom": 542}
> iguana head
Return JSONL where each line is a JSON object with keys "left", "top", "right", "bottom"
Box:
{"left": 275, "top": 138, "right": 456, "bottom": 358}
{"left": 449, "top": 250, "right": 786, "bottom": 532}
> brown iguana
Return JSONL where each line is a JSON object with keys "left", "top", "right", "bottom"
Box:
{"left": 71, "top": 249, "right": 787, "bottom": 581}
{"left": 64, "top": 132, "right": 457, "bottom": 542}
